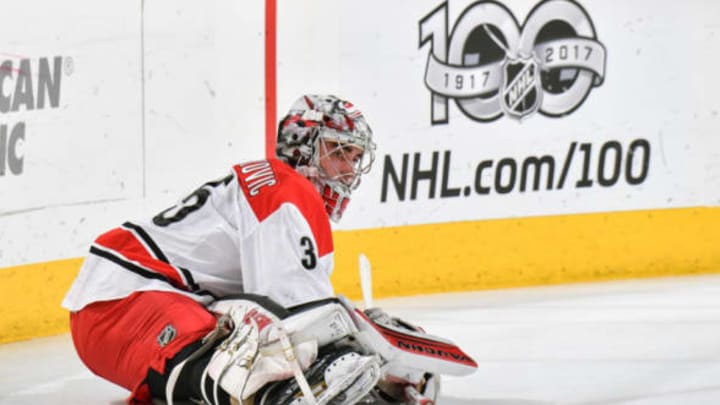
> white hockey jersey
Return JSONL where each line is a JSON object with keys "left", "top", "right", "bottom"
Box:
{"left": 62, "top": 159, "right": 335, "bottom": 311}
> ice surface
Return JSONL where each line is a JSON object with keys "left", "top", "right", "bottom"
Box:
{"left": 2, "top": 275, "right": 720, "bottom": 404}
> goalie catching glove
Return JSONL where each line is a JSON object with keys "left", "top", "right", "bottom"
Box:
{"left": 163, "top": 295, "right": 476, "bottom": 405}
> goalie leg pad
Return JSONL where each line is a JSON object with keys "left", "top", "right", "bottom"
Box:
{"left": 203, "top": 298, "right": 322, "bottom": 403}
{"left": 165, "top": 296, "right": 364, "bottom": 405}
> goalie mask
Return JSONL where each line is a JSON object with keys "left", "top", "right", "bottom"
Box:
{"left": 277, "top": 95, "right": 376, "bottom": 222}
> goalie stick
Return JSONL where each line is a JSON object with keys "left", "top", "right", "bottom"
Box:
{"left": 359, "top": 253, "right": 374, "bottom": 310}
{"left": 353, "top": 254, "right": 477, "bottom": 404}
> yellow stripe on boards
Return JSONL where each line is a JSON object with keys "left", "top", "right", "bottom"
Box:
{"left": 1, "top": 206, "right": 718, "bottom": 344}
{"left": 0, "top": 258, "right": 83, "bottom": 344}
{"left": 332, "top": 207, "right": 720, "bottom": 299}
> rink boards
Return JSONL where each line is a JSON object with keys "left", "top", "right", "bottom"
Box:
{"left": 1, "top": 0, "right": 720, "bottom": 344}
{"left": 3, "top": 206, "right": 719, "bottom": 344}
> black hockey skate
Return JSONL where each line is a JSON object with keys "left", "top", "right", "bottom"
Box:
{"left": 254, "top": 346, "right": 381, "bottom": 405}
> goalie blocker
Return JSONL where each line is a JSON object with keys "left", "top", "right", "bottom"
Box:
{"left": 159, "top": 294, "right": 477, "bottom": 405}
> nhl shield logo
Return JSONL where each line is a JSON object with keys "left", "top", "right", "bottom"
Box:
{"left": 157, "top": 324, "right": 177, "bottom": 347}
{"left": 501, "top": 57, "right": 543, "bottom": 120}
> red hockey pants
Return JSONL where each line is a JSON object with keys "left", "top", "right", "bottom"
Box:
{"left": 69, "top": 291, "right": 217, "bottom": 404}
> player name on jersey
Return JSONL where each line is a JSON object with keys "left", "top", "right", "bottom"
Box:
{"left": 239, "top": 160, "right": 278, "bottom": 196}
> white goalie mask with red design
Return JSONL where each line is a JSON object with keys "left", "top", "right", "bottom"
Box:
{"left": 277, "top": 95, "right": 376, "bottom": 222}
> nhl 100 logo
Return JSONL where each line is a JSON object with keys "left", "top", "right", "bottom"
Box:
{"left": 419, "top": 0, "right": 606, "bottom": 123}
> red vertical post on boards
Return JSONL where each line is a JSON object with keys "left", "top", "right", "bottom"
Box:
{"left": 265, "top": 0, "right": 277, "bottom": 159}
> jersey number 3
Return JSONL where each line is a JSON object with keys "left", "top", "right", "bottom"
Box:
{"left": 153, "top": 174, "right": 233, "bottom": 227}
{"left": 300, "top": 236, "right": 317, "bottom": 270}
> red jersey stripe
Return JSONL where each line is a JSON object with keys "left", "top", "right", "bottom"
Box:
{"left": 94, "top": 227, "right": 189, "bottom": 290}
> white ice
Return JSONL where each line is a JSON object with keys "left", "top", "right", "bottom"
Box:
{"left": 2, "top": 275, "right": 720, "bottom": 404}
